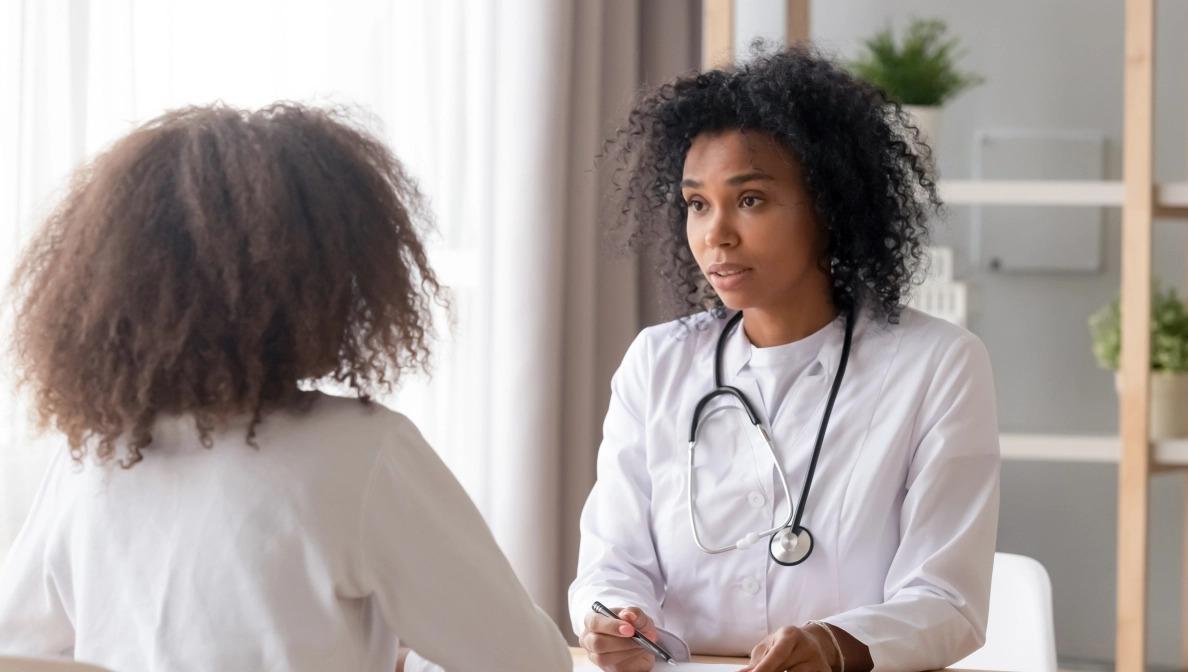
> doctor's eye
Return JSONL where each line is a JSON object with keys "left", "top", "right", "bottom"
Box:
{"left": 739, "top": 194, "right": 763, "bottom": 208}
{"left": 684, "top": 198, "right": 706, "bottom": 213}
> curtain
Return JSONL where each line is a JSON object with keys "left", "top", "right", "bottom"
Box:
{"left": 0, "top": 0, "right": 700, "bottom": 627}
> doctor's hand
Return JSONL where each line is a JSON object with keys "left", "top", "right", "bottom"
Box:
{"left": 740, "top": 625, "right": 838, "bottom": 672}
{"left": 580, "top": 606, "right": 661, "bottom": 672}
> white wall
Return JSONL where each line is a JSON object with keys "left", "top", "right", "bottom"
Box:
{"left": 730, "top": 0, "right": 1187, "bottom": 666}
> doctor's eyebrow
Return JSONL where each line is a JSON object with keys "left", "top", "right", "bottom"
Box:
{"left": 680, "top": 171, "right": 775, "bottom": 188}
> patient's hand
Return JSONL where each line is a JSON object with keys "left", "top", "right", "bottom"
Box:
{"left": 580, "top": 606, "right": 660, "bottom": 672}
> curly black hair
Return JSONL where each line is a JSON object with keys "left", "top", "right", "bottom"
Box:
{"left": 608, "top": 45, "right": 939, "bottom": 322}
{"left": 11, "top": 103, "right": 443, "bottom": 467}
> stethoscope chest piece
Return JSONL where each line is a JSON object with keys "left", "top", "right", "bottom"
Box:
{"left": 769, "top": 526, "right": 813, "bottom": 566}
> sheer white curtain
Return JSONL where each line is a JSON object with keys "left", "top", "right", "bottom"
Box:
{"left": 0, "top": 0, "right": 517, "bottom": 558}
{"left": 0, "top": 0, "right": 517, "bottom": 553}
{"left": 1, "top": 0, "right": 702, "bottom": 622}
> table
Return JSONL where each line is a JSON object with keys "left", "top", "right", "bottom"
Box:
{"left": 569, "top": 647, "right": 991, "bottom": 670}
{"left": 570, "top": 646, "right": 750, "bottom": 666}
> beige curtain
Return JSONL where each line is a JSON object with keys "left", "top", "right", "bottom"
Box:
{"left": 481, "top": 0, "right": 700, "bottom": 627}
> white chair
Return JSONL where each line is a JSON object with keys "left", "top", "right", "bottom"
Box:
{"left": 0, "top": 658, "right": 112, "bottom": 672}
{"left": 956, "top": 552, "right": 1058, "bottom": 672}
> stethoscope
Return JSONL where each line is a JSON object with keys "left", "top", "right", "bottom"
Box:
{"left": 687, "top": 308, "right": 854, "bottom": 566}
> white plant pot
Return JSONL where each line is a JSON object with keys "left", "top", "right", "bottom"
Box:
{"left": 1114, "top": 371, "right": 1188, "bottom": 440}
{"left": 902, "top": 104, "right": 942, "bottom": 155}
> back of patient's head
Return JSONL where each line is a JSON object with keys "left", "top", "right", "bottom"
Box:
{"left": 11, "top": 103, "right": 441, "bottom": 467}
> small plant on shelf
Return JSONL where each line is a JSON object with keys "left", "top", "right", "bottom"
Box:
{"left": 1089, "top": 285, "right": 1188, "bottom": 439}
{"left": 1089, "top": 286, "right": 1188, "bottom": 373}
{"left": 850, "top": 18, "right": 983, "bottom": 107}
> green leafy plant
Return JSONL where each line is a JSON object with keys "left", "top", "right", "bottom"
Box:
{"left": 1089, "top": 287, "right": 1188, "bottom": 372}
{"left": 850, "top": 18, "right": 983, "bottom": 106}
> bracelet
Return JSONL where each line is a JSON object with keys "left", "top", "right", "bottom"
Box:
{"left": 807, "top": 620, "right": 845, "bottom": 672}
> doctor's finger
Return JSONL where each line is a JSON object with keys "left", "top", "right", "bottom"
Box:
{"left": 617, "top": 608, "right": 660, "bottom": 642}
{"left": 748, "top": 639, "right": 770, "bottom": 664}
{"left": 617, "top": 607, "right": 654, "bottom": 630}
{"left": 749, "top": 650, "right": 821, "bottom": 672}
{"left": 584, "top": 612, "right": 638, "bottom": 637}
{"left": 741, "top": 639, "right": 811, "bottom": 672}
{"left": 587, "top": 647, "right": 656, "bottom": 672}
{"left": 581, "top": 631, "right": 646, "bottom": 655}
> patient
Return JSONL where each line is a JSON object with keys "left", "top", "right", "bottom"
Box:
{"left": 0, "top": 103, "right": 571, "bottom": 672}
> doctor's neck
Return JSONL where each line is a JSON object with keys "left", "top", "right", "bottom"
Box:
{"left": 739, "top": 289, "right": 838, "bottom": 348}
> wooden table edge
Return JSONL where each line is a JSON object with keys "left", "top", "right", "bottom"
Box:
{"left": 569, "top": 646, "right": 992, "bottom": 670}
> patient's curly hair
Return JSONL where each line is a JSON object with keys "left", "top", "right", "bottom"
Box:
{"left": 11, "top": 103, "right": 442, "bottom": 467}
{"left": 608, "top": 46, "right": 938, "bottom": 321}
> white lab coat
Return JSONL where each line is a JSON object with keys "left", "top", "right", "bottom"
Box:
{"left": 569, "top": 306, "right": 1000, "bottom": 672}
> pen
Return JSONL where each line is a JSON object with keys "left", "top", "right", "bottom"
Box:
{"left": 591, "top": 601, "right": 676, "bottom": 665}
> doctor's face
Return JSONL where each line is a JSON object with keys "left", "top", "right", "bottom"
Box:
{"left": 681, "top": 130, "right": 829, "bottom": 314}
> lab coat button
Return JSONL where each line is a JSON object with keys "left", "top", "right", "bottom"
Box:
{"left": 740, "top": 578, "right": 761, "bottom": 595}
{"left": 747, "top": 492, "right": 765, "bottom": 508}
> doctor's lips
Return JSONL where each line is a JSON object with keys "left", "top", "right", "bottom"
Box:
{"left": 707, "top": 262, "right": 753, "bottom": 290}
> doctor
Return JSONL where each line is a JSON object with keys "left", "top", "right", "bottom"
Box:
{"left": 570, "top": 48, "right": 1000, "bottom": 672}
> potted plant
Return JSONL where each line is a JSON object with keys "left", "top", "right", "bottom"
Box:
{"left": 1089, "top": 287, "right": 1188, "bottom": 439}
{"left": 850, "top": 18, "right": 983, "bottom": 153}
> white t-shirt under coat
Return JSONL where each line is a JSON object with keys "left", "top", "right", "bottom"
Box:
{"left": 744, "top": 315, "right": 836, "bottom": 426}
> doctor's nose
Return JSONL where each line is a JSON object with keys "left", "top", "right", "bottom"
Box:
{"left": 703, "top": 211, "right": 740, "bottom": 249}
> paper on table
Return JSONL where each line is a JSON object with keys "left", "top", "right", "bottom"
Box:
{"left": 573, "top": 665, "right": 742, "bottom": 672}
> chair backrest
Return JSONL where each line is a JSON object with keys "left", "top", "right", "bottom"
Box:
{"left": 956, "top": 552, "right": 1058, "bottom": 672}
{"left": 0, "top": 658, "right": 112, "bottom": 672}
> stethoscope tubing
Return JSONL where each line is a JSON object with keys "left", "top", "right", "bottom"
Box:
{"left": 686, "top": 308, "right": 854, "bottom": 561}
{"left": 688, "top": 421, "right": 795, "bottom": 554}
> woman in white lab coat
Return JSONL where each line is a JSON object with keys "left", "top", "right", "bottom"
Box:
{"left": 570, "top": 48, "right": 1000, "bottom": 672}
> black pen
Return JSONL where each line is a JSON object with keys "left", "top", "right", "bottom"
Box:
{"left": 591, "top": 601, "right": 676, "bottom": 665}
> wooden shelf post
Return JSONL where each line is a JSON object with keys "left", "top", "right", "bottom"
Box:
{"left": 786, "top": 0, "right": 810, "bottom": 47}
{"left": 702, "top": 0, "right": 733, "bottom": 70}
{"left": 702, "top": 0, "right": 811, "bottom": 71}
{"left": 1117, "top": 0, "right": 1155, "bottom": 670}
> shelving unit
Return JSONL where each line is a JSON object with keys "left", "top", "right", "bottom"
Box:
{"left": 941, "top": 180, "right": 1126, "bottom": 206}
{"left": 939, "top": 179, "right": 1188, "bottom": 209}
{"left": 939, "top": 179, "right": 1188, "bottom": 208}
{"left": 1001, "top": 434, "right": 1188, "bottom": 466}
{"left": 702, "top": 1, "right": 1184, "bottom": 670}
